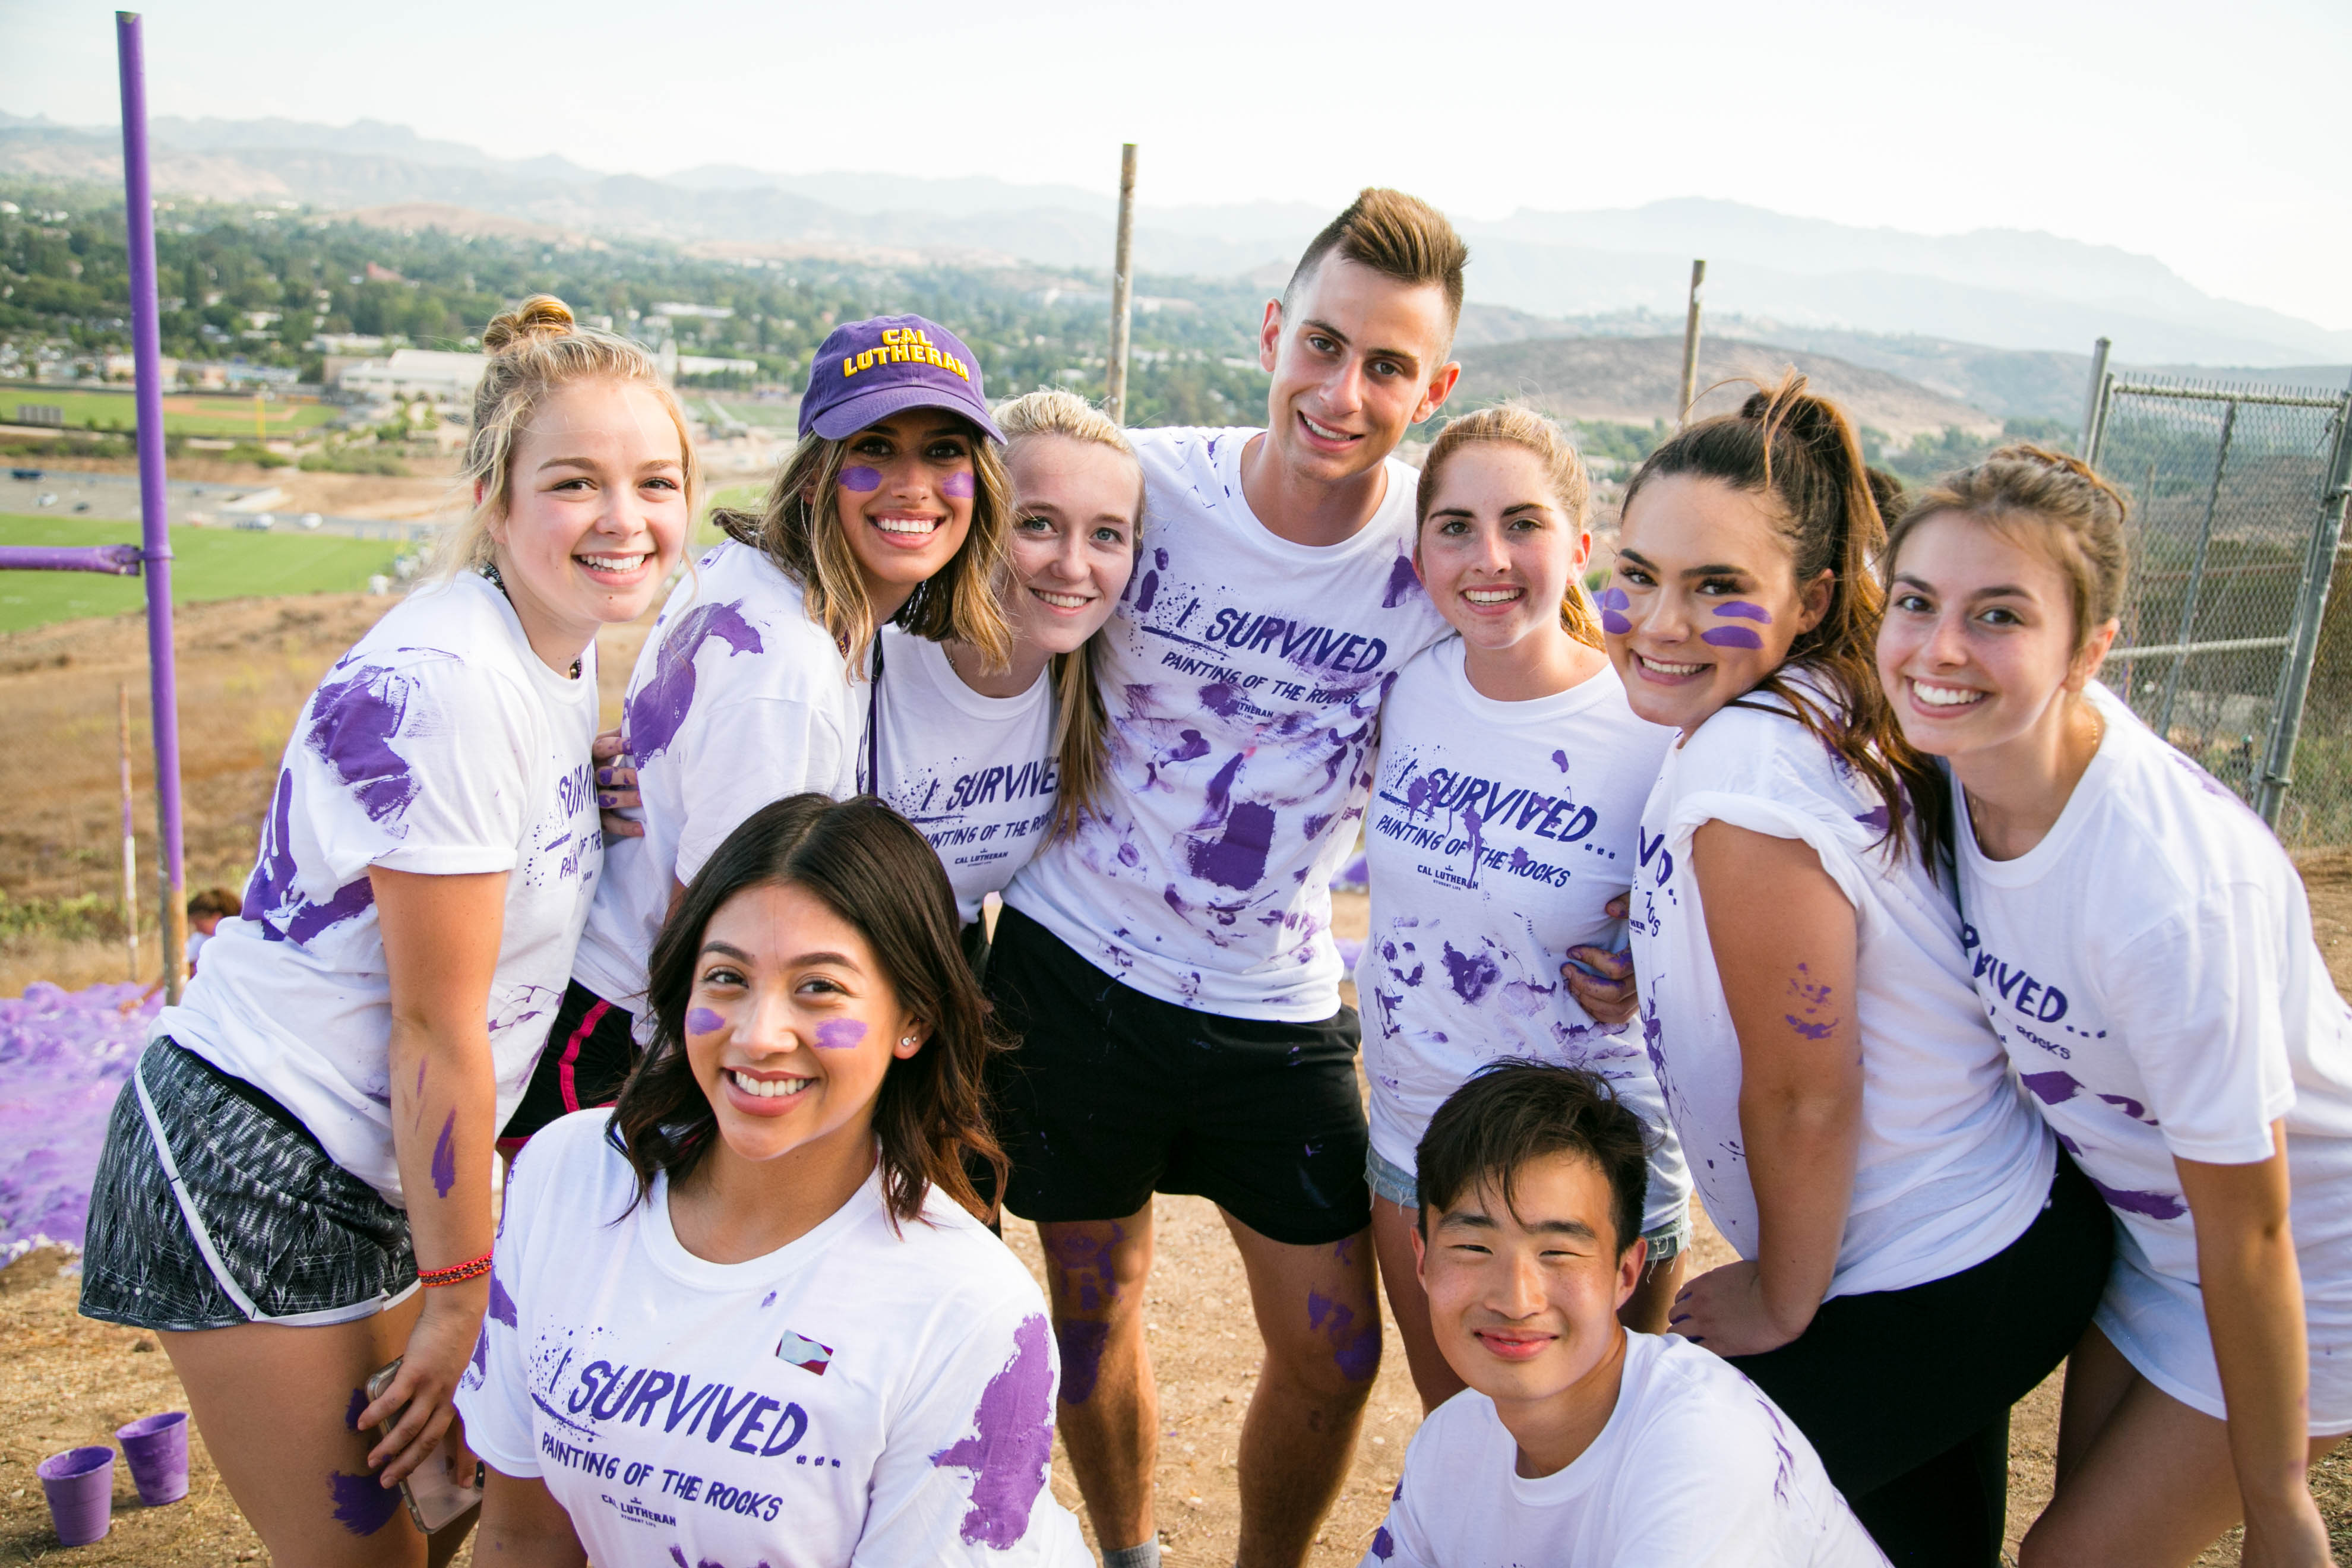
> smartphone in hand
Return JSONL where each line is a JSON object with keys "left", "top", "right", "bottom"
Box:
{"left": 365, "top": 1357, "right": 485, "bottom": 1535}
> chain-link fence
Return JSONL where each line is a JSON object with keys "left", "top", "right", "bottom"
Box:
{"left": 2086, "top": 374, "right": 2352, "bottom": 848}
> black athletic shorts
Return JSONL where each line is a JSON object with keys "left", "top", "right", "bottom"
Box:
{"left": 983, "top": 905, "right": 1371, "bottom": 1247}
{"left": 497, "top": 980, "right": 639, "bottom": 1155}
{"left": 1728, "top": 1153, "right": 2114, "bottom": 1567}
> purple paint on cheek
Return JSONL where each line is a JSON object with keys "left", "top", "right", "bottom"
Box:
{"left": 839, "top": 465, "right": 883, "bottom": 492}
{"left": 1601, "top": 610, "right": 1633, "bottom": 635}
{"left": 813, "top": 1019, "right": 867, "bottom": 1051}
{"left": 1597, "top": 586, "right": 1630, "bottom": 611}
{"left": 1715, "top": 600, "right": 1773, "bottom": 622}
{"left": 429, "top": 1112, "right": 457, "bottom": 1199}
{"left": 328, "top": 1470, "right": 402, "bottom": 1536}
{"left": 1700, "top": 625, "right": 1765, "bottom": 649}
{"left": 929, "top": 1313, "right": 1055, "bottom": 1547}
{"left": 685, "top": 1007, "right": 726, "bottom": 1035}
{"left": 940, "top": 470, "right": 976, "bottom": 499}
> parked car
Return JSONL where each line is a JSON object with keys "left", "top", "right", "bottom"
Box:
{"left": 298, "top": 512, "right": 323, "bottom": 530}
{"left": 35, "top": 492, "right": 57, "bottom": 508}
{"left": 8, "top": 467, "right": 40, "bottom": 481}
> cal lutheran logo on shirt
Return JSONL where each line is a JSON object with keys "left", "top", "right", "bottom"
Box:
{"left": 776, "top": 1330, "right": 833, "bottom": 1376}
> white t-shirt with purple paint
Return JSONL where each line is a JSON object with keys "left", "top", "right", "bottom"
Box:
{"left": 159, "top": 571, "right": 602, "bottom": 1206}
{"left": 1357, "top": 640, "right": 1689, "bottom": 1233}
{"left": 1958, "top": 681, "right": 2352, "bottom": 1428}
{"left": 572, "top": 542, "right": 864, "bottom": 1013}
{"left": 1629, "top": 681, "right": 2055, "bottom": 1298}
{"left": 1007, "top": 426, "right": 1452, "bottom": 1020}
{"left": 1361, "top": 1331, "right": 1887, "bottom": 1567}
{"left": 455, "top": 1111, "right": 1090, "bottom": 1567}
{"left": 874, "top": 628, "right": 1057, "bottom": 927}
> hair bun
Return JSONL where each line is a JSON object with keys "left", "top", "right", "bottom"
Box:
{"left": 482, "top": 294, "right": 576, "bottom": 355}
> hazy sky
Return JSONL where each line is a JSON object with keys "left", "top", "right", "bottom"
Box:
{"left": 8, "top": 0, "right": 2349, "bottom": 329}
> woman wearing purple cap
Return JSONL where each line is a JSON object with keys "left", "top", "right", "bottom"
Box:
{"left": 499, "top": 315, "right": 1017, "bottom": 1150}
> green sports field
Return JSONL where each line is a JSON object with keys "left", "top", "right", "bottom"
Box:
{"left": 0, "top": 515, "right": 402, "bottom": 633}
{"left": 2, "top": 384, "right": 340, "bottom": 439}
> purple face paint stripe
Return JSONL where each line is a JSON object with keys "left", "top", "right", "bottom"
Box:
{"left": 685, "top": 1007, "right": 725, "bottom": 1036}
{"left": 839, "top": 465, "right": 883, "bottom": 492}
{"left": 813, "top": 1019, "right": 867, "bottom": 1051}
{"left": 1714, "top": 600, "right": 1773, "bottom": 622}
{"left": 1597, "top": 586, "right": 1630, "bottom": 611}
{"left": 940, "top": 470, "right": 976, "bottom": 498}
{"left": 429, "top": 1111, "right": 457, "bottom": 1199}
{"left": 1700, "top": 625, "right": 1765, "bottom": 649}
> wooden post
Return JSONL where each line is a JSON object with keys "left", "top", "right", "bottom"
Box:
{"left": 1105, "top": 143, "right": 1138, "bottom": 426}
{"left": 1676, "top": 260, "right": 1707, "bottom": 429}
{"left": 119, "top": 682, "right": 138, "bottom": 982}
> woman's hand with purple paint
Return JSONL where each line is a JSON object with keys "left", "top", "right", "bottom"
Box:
{"left": 1563, "top": 894, "right": 1639, "bottom": 1026}
{"left": 1667, "top": 1259, "right": 1809, "bottom": 1357}
{"left": 592, "top": 729, "right": 643, "bottom": 842}
{"left": 359, "top": 1284, "right": 485, "bottom": 1488}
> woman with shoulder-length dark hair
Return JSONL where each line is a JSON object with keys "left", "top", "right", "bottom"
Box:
{"left": 455, "top": 793, "right": 1089, "bottom": 1567}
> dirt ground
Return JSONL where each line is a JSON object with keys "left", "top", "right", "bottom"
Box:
{"left": 2, "top": 597, "right": 2350, "bottom": 1563}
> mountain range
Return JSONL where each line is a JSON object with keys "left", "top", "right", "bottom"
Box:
{"left": 6, "top": 109, "right": 2350, "bottom": 381}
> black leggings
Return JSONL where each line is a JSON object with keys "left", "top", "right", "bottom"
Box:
{"left": 1729, "top": 1155, "right": 2113, "bottom": 1567}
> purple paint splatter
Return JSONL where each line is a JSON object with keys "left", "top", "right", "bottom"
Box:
{"left": 1550, "top": 748, "right": 1570, "bottom": 773}
{"left": 1381, "top": 555, "right": 1421, "bottom": 608}
{"left": 1701, "top": 625, "right": 1765, "bottom": 649}
{"left": 429, "top": 1111, "right": 457, "bottom": 1199}
{"left": 343, "top": 1387, "right": 368, "bottom": 1432}
{"left": 940, "top": 469, "right": 976, "bottom": 499}
{"left": 1441, "top": 942, "right": 1501, "bottom": 1004}
{"left": 839, "top": 465, "right": 883, "bottom": 492}
{"left": 1854, "top": 805, "right": 1892, "bottom": 832}
{"left": 1371, "top": 1523, "right": 1395, "bottom": 1560}
{"left": 307, "top": 666, "right": 421, "bottom": 826}
{"left": 487, "top": 1267, "right": 518, "bottom": 1327}
{"left": 2020, "top": 1070, "right": 2084, "bottom": 1106}
{"left": 1055, "top": 1319, "right": 1111, "bottom": 1404}
{"left": 1188, "top": 802, "right": 1275, "bottom": 891}
{"left": 327, "top": 1470, "right": 401, "bottom": 1537}
{"left": 685, "top": 1007, "right": 726, "bottom": 1035}
{"left": 929, "top": 1313, "right": 1055, "bottom": 1548}
{"left": 2088, "top": 1177, "right": 2187, "bottom": 1221}
{"left": 1306, "top": 1289, "right": 1379, "bottom": 1383}
{"left": 1597, "top": 586, "right": 1632, "bottom": 631}
{"left": 1715, "top": 600, "right": 1774, "bottom": 622}
{"left": 623, "top": 600, "right": 765, "bottom": 764}
{"left": 813, "top": 1019, "right": 867, "bottom": 1051}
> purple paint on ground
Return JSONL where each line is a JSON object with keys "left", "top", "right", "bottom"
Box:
{"left": 1700, "top": 625, "right": 1765, "bottom": 649}
{"left": 685, "top": 1007, "right": 726, "bottom": 1036}
{"left": 0, "top": 981, "right": 160, "bottom": 1260}
{"left": 930, "top": 1313, "right": 1055, "bottom": 1548}
{"left": 430, "top": 1111, "right": 457, "bottom": 1198}
{"left": 839, "top": 466, "right": 883, "bottom": 492}
{"left": 1715, "top": 600, "right": 1773, "bottom": 622}
{"left": 624, "top": 600, "right": 766, "bottom": 764}
{"left": 1055, "top": 1319, "right": 1111, "bottom": 1404}
{"left": 327, "top": 1470, "right": 402, "bottom": 1537}
{"left": 941, "top": 470, "right": 976, "bottom": 499}
{"left": 813, "top": 1019, "right": 867, "bottom": 1051}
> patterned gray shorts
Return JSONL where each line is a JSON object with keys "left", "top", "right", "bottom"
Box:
{"left": 80, "top": 1039, "right": 418, "bottom": 1332}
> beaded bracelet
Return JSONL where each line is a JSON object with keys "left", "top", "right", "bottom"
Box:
{"left": 416, "top": 1251, "right": 494, "bottom": 1288}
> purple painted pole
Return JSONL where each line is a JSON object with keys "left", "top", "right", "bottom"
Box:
{"left": 0, "top": 545, "right": 144, "bottom": 575}
{"left": 116, "top": 12, "right": 186, "bottom": 1003}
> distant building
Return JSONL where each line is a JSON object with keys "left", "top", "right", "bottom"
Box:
{"left": 650, "top": 302, "right": 734, "bottom": 320}
{"left": 338, "top": 349, "right": 488, "bottom": 403}
{"left": 678, "top": 355, "right": 760, "bottom": 378}
{"left": 104, "top": 353, "right": 179, "bottom": 382}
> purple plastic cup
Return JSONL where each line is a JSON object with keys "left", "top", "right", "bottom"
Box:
{"left": 116, "top": 1411, "right": 190, "bottom": 1506}
{"left": 37, "top": 1446, "right": 115, "bottom": 1546}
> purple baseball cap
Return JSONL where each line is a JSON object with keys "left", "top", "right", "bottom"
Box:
{"left": 798, "top": 314, "right": 1003, "bottom": 443}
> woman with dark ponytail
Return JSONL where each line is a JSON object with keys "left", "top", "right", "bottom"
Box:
{"left": 1605, "top": 375, "right": 2111, "bottom": 1564}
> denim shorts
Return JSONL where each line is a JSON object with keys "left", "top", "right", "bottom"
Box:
{"left": 1365, "top": 1145, "right": 1689, "bottom": 1263}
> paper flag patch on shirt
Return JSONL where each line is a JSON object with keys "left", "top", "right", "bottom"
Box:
{"left": 776, "top": 1329, "right": 834, "bottom": 1376}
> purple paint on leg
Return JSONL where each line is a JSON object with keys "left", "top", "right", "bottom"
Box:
{"left": 622, "top": 600, "right": 765, "bottom": 764}
{"left": 813, "top": 1019, "right": 867, "bottom": 1051}
{"left": 685, "top": 1007, "right": 726, "bottom": 1035}
{"left": 344, "top": 1387, "right": 368, "bottom": 1432}
{"left": 1700, "top": 625, "right": 1765, "bottom": 649}
{"left": 430, "top": 1111, "right": 457, "bottom": 1198}
{"left": 839, "top": 465, "right": 883, "bottom": 492}
{"left": 1715, "top": 600, "right": 1774, "bottom": 623}
{"left": 2088, "top": 1177, "right": 2187, "bottom": 1221}
{"left": 1055, "top": 1319, "right": 1111, "bottom": 1404}
{"left": 929, "top": 1313, "right": 1055, "bottom": 1548}
{"left": 940, "top": 470, "right": 976, "bottom": 499}
{"left": 328, "top": 1470, "right": 402, "bottom": 1537}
